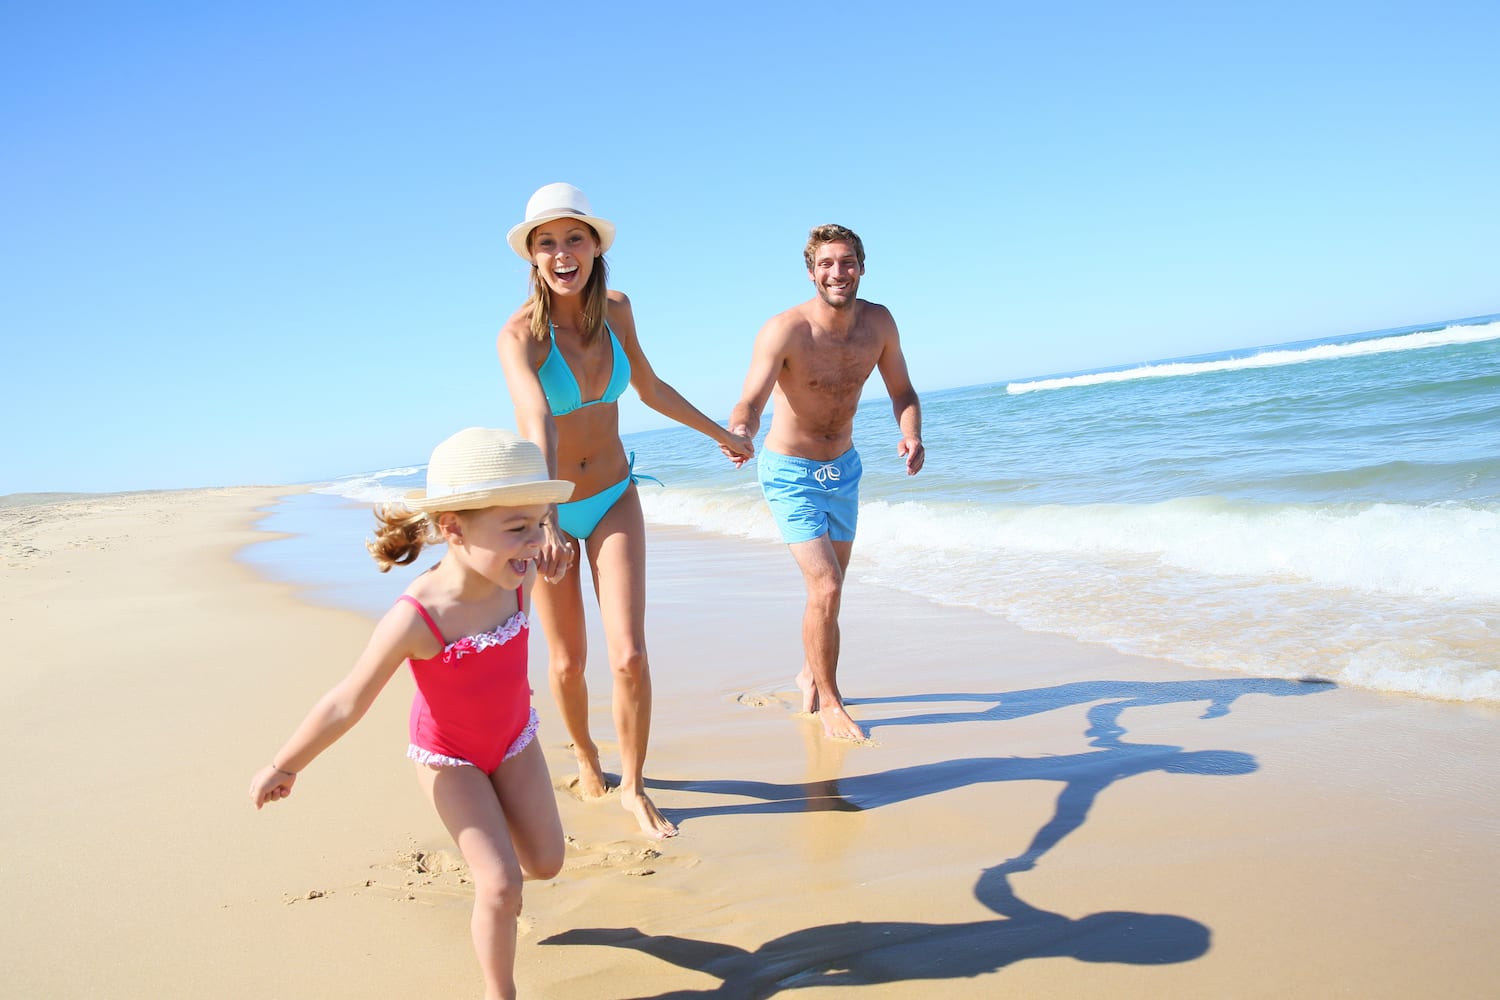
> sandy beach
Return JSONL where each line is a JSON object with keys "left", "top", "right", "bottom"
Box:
{"left": 2, "top": 487, "right": 1497, "bottom": 999}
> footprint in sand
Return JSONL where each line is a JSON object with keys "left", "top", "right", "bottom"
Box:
{"left": 361, "top": 846, "right": 473, "bottom": 902}
{"left": 563, "top": 836, "right": 679, "bottom": 878}
{"left": 556, "top": 774, "right": 617, "bottom": 802}
{"left": 735, "top": 691, "right": 789, "bottom": 709}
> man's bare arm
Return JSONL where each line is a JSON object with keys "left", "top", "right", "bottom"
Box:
{"left": 875, "top": 309, "right": 924, "bottom": 475}
{"left": 729, "top": 316, "right": 792, "bottom": 443}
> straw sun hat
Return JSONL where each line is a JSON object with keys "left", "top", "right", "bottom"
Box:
{"left": 403, "top": 428, "right": 574, "bottom": 514}
{"left": 506, "top": 182, "right": 616, "bottom": 261}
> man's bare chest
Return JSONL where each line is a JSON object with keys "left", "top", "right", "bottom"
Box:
{"left": 789, "top": 337, "right": 881, "bottom": 396}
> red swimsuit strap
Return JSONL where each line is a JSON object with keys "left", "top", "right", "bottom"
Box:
{"left": 397, "top": 594, "right": 446, "bottom": 645}
{"left": 398, "top": 588, "right": 525, "bottom": 647}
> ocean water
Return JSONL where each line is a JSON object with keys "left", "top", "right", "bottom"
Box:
{"left": 245, "top": 313, "right": 1500, "bottom": 704}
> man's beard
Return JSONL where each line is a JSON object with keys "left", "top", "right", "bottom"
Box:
{"left": 817, "top": 285, "right": 858, "bottom": 309}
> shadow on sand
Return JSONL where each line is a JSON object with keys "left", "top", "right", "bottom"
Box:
{"left": 543, "top": 676, "right": 1334, "bottom": 997}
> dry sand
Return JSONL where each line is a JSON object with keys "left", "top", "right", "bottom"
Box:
{"left": 2, "top": 488, "right": 1496, "bottom": 999}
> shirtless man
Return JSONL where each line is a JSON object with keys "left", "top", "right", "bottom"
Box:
{"left": 730, "top": 224, "right": 924, "bottom": 741}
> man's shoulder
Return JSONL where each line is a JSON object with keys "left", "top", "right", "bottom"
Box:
{"left": 773, "top": 298, "right": 820, "bottom": 325}
{"left": 855, "top": 298, "right": 894, "bottom": 325}
{"left": 762, "top": 299, "right": 896, "bottom": 347}
{"left": 768, "top": 297, "right": 889, "bottom": 329}
{"left": 759, "top": 302, "right": 815, "bottom": 341}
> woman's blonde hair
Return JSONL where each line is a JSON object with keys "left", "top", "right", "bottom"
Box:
{"left": 525, "top": 226, "right": 610, "bottom": 343}
{"left": 366, "top": 505, "right": 440, "bottom": 572}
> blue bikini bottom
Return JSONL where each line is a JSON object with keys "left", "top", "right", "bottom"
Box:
{"left": 556, "top": 453, "right": 660, "bottom": 539}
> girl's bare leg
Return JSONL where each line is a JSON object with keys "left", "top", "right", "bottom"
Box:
{"left": 533, "top": 564, "right": 608, "bottom": 798}
{"left": 490, "top": 739, "right": 565, "bottom": 881}
{"left": 416, "top": 763, "right": 535, "bottom": 1000}
{"left": 589, "top": 486, "right": 677, "bottom": 838}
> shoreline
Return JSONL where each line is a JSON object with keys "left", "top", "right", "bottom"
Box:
{"left": 2, "top": 487, "right": 1496, "bottom": 997}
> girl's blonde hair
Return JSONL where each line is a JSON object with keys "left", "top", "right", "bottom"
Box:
{"left": 525, "top": 227, "right": 611, "bottom": 343}
{"left": 366, "top": 505, "right": 440, "bottom": 572}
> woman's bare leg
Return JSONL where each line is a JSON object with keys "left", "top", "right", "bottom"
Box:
{"left": 532, "top": 563, "right": 608, "bottom": 797}
{"left": 588, "top": 485, "right": 676, "bottom": 838}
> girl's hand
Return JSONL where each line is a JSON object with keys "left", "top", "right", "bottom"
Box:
{"left": 249, "top": 765, "right": 297, "bottom": 809}
{"left": 537, "top": 522, "right": 576, "bottom": 583}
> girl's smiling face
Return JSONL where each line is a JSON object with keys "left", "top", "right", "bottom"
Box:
{"left": 529, "top": 219, "right": 600, "bottom": 296}
{"left": 442, "top": 504, "right": 548, "bottom": 586}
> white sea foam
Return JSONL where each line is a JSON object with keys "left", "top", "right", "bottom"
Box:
{"left": 643, "top": 491, "right": 1500, "bottom": 703}
{"left": 1006, "top": 320, "right": 1500, "bottom": 394}
{"left": 847, "top": 497, "right": 1500, "bottom": 603}
{"left": 312, "top": 466, "right": 422, "bottom": 503}
{"left": 639, "top": 486, "right": 781, "bottom": 543}
{"left": 1343, "top": 642, "right": 1500, "bottom": 703}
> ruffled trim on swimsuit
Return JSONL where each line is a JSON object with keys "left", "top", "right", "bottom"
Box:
{"left": 443, "top": 611, "right": 527, "bottom": 662}
{"left": 407, "top": 745, "right": 473, "bottom": 768}
{"left": 504, "top": 708, "right": 540, "bottom": 763}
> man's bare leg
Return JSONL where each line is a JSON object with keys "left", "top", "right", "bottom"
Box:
{"left": 788, "top": 536, "right": 863, "bottom": 740}
{"left": 796, "top": 665, "right": 819, "bottom": 714}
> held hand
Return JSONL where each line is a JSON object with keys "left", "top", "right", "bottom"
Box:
{"left": 898, "top": 437, "right": 925, "bottom": 475}
{"left": 249, "top": 765, "right": 297, "bottom": 809}
{"left": 537, "top": 522, "right": 576, "bottom": 583}
{"left": 721, "top": 430, "right": 754, "bottom": 467}
{"left": 726, "top": 425, "right": 754, "bottom": 468}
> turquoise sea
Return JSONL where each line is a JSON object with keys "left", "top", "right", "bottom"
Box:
{"left": 246, "top": 313, "right": 1500, "bottom": 704}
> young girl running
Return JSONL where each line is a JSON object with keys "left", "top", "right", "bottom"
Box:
{"left": 248, "top": 427, "right": 574, "bottom": 1000}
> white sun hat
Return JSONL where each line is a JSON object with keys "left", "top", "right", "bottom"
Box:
{"left": 403, "top": 427, "right": 574, "bottom": 513}
{"left": 506, "top": 182, "right": 616, "bottom": 261}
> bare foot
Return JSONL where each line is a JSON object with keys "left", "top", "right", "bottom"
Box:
{"left": 818, "top": 703, "right": 867, "bottom": 742}
{"left": 796, "top": 669, "right": 819, "bottom": 714}
{"left": 621, "top": 787, "right": 678, "bottom": 839}
{"left": 573, "top": 750, "right": 611, "bottom": 800}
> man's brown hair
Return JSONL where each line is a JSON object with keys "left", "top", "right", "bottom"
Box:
{"left": 803, "top": 224, "right": 865, "bottom": 272}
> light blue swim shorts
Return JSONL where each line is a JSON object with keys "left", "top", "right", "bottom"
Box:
{"left": 757, "top": 446, "right": 862, "bottom": 544}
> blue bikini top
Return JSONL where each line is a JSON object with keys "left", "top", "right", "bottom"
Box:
{"left": 537, "top": 321, "right": 631, "bottom": 417}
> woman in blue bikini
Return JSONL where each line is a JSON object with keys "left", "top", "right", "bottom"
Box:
{"left": 497, "top": 183, "right": 753, "bottom": 838}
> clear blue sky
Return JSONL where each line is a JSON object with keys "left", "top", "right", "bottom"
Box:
{"left": 3, "top": 2, "right": 1496, "bottom": 493}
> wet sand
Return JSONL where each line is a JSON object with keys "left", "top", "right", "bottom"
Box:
{"left": 2, "top": 488, "right": 1496, "bottom": 998}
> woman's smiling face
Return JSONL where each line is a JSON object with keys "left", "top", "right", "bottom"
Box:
{"left": 529, "top": 219, "right": 600, "bottom": 295}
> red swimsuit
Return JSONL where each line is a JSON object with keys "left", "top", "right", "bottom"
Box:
{"left": 399, "top": 589, "right": 537, "bottom": 775}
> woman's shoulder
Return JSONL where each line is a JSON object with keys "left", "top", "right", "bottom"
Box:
{"left": 498, "top": 304, "right": 547, "bottom": 360}
{"left": 499, "top": 302, "right": 539, "bottom": 338}
{"left": 604, "top": 290, "right": 636, "bottom": 335}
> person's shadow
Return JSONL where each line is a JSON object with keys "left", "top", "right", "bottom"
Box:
{"left": 545, "top": 863, "right": 1208, "bottom": 998}
{"left": 854, "top": 675, "right": 1334, "bottom": 735}
{"left": 646, "top": 676, "right": 1325, "bottom": 827}
{"left": 542, "top": 677, "right": 1333, "bottom": 996}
